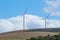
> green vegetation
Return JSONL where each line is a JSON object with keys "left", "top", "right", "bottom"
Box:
{"left": 26, "top": 34, "right": 60, "bottom": 40}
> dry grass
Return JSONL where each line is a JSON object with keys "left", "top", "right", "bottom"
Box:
{"left": 0, "top": 32, "right": 59, "bottom": 40}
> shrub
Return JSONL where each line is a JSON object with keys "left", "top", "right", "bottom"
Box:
{"left": 30, "top": 37, "right": 35, "bottom": 40}
{"left": 26, "top": 34, "right": 60, "bottom": 40}
{"left": 26, "top": 39, "right": 29, "bottom": 40}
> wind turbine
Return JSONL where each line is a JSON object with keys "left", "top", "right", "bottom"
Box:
{"left": 45, "top": 14, "right": 50, "bottom": 29}
{"left": 23, "top": 9, "right": 27, "bottom": 30}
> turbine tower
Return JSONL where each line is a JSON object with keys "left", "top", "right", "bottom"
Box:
{"left": 23, "top": 9, "right": 27, "bottom": 30}
{"left": 45, "top": 14, "right": 50, "bottom": 29}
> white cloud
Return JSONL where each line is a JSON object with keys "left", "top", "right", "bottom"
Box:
{"left": 47, "top": 19, "right": 60, "bottom": 28}
{"left": 0, "top": 19, "right": 15, "bottom": 33}
{"left": 7, "top": 14, "right": 45, "bottom": 29}
{"left": 44, "top": 0, "right": 60, "bottom": 16}
{"left": 0, "top": 14, "right": 60, "bottom": 33}
{"left": 25, "top": 14, "right": 44, "bottom": 29}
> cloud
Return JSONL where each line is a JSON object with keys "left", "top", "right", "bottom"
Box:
{"left": 0, "top": 19, "right": 15, "bottom": 33}
{"left": 0, "top": 14, "right": 60, "bottom": 33}
{"left": 7, "top": 14, "right": 44, "bottom": 29}
{"left": 44, "top": 0, "right": 60, "bottom": 16}
{"left": 47, "top": 19, "right": 60, "bottom": 28}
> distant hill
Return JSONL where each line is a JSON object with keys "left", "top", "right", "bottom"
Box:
{"left": 0, "top": 28, "right": 60, "bottom": 35}
{"left": 24, "top": 28, "right": 60, "bottom": 32}
{"left": 0, "top": 28, "right": 60, "bottom": 40}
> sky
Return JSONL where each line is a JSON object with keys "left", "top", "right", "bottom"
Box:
{"left": 0, "top": 0, "right": 60, "bottom": 33}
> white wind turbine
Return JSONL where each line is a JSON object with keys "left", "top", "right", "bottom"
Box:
{"left": 23, "top": 9, "right": 27, "bottom": 30}
{"left": 44, "top": 14, "right": 50, "bottom": 29}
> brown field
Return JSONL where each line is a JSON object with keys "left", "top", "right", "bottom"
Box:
{"left": 0, "top": 28, "right": 60, "bottom": 40}
{"left": 0, "top": 31, "right": 59, "bottom": 40}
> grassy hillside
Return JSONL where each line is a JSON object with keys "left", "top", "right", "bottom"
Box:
{"left": 0, "top": 32, "right": 59, "bottom": 40}
{"left": 0, "top": 28, "right": 60, "bottom": 40}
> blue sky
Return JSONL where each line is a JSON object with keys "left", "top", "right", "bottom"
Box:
{"left": 0, "top": 0, "right": 60, "bottom": 33}
{"left": 0, "top": 0, "right": 60, "bottom": 19}
{"left": 0, "top": 0, "right": 51, "bottom": 19}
